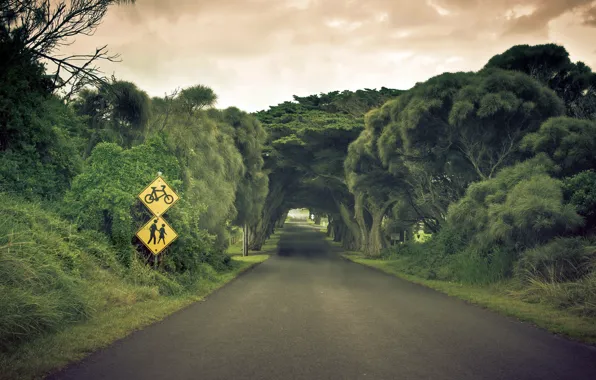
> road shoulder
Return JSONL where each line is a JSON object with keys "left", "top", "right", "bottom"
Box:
{"left": 321, "top": 234, "right": 596, "bottom": 347}
{"left": 0, "top": 238, "right": 277, "bottom": 380}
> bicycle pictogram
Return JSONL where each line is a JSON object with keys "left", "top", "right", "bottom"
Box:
{"left": 144, "top": 185, "right": 174, "bottom": 205}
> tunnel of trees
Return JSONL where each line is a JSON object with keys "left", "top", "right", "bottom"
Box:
{"left": 2, "top": 0, "right": 596, "bottom": 351}
{"left": 253, "top": 45, "right": 596, "bottom": 263}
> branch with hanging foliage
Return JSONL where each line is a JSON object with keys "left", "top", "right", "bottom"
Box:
{"left": 1, "top": 0, "right": 135, "bottom": 100}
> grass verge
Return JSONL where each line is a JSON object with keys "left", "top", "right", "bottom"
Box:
{"left": 329, "top": 239, "right": 596, "bottom": 346}
{"left": 226, "top": 230, "right": 282, "bottom": 257}
{"left": 0, "top": 247, "right": 272, "bottom": 380}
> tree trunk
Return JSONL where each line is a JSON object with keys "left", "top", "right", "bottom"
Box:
{"left": 366, "top": 201, "right": 393, "bottom": 257}
{"left": 276, "top": 210, "right": 289, "bottom": 228}
{"left": 337, "top": 201, "right": 361, "bottom": 250}
{"left": 341, "top": 225, "right": 358, "bottom": 250}
{"left": 354, "top": 192, "right": 370, "bottom": 253}
{"left": 248, "top": 222, "right": 264, "bottom": 251}
{"left": 249, "top": 180, "right": 285, "bottom": 251}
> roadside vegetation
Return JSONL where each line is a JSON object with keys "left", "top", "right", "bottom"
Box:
{"left": 256, "top": 45, "right": 596, "bottom": 343}
{"left": 0, "top": 193, "right": 273, "bottom": 380}
{"left": 1, "top": 1, "right": 273, "bottom": 378}
{"left": 2, "top": 1, "right": 596, "bottom": 377}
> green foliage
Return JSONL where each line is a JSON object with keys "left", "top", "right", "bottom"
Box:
{"left": 0, "top": 194, "right": 248, "bottom": 353}
{"left": 64, "top": 138, "right": 181, "bottom": 263}
{"left": 563, "top": 170, "right": 596, "bottom": 231}
{"left": 0, "top": 196, "right": 99, "bottom": 351}
{"left": 370, "top": 69, "right": 565, "bottom": 242}
{"left": 449, "top": 155, "right": 583, "bottom": 253}
{"left": 485, "top": 44, "right": 596, "bottom": 119}
{"left": 484, "top": 44, "right": 571, "bottom": 84}
{"left": 73, "top": 79, "right": 152, "bottom": 154}
{"left": 378, "top": 69, "right": 564, "bottom": 178}
{"left": 291, "top": 87, "right": 404, "bottom": 117}
{"left": 0, "top": 40, "right": 85, "bottom": 200}
{"left": 521, "top": 117, "right": 596, "bottom": 177}
{"left": 218, "top": 107, "right": 269, "bottom": 226}
{"left": 517, "top": 237, "right": 595, "bottom": 282}
{"left": 0, "top": 97, "right": 85, "bottom": 200}
{"left": 158, "top": 108, "right": 244, "bottom": 247}
{"left": 445, "top": 244, "right": 514, "bottom": 284}
{"left": 177, "top": 85, "right": 218, "bottom": 115}
{"left": 0, "top": 38, "right": 53, "bottom": 152}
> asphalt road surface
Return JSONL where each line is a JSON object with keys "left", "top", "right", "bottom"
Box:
{"left": 47, "top": 222, "right": 596, "bottom": 380}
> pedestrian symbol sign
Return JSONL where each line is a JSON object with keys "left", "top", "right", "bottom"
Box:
{"left": 138, "top": 176, "right": 179, "bottom": 217}
{"left": 136, "top": 216, "right": 178, "bottom": 255}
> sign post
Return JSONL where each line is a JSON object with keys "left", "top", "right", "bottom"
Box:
{"left": 137, "top": 174, "right": 179, "bottom": 257}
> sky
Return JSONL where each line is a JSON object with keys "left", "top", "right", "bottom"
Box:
{"left": 61, "top": 0, "right": 596, "bottom": 112}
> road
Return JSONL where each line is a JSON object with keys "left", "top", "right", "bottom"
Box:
{"left": 47, "top": 222, "right": 596, "bottom": 380}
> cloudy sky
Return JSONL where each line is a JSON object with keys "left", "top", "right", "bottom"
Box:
{"left": 64, "top": 0, "right": 596, "bottom": 112}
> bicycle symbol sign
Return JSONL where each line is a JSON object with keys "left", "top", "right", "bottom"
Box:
{"left": 138, "top": 176, "right": 179, "bottom": 216}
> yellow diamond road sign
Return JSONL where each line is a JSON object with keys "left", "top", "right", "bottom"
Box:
{"left": 136, "top": 216, "right": 178, "bottom": 255}
{"left": 138, "top": 176, "right": 179, "bottom": 216}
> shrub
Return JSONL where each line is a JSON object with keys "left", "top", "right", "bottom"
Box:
{"left": 514, "top": 271, "right": 596, "bottom": 317}
{"left": 64, "top": 138, "right": 182, "bottom": 265}
{"left": 517, "top": 237, "right": 595, "bottom": 282}
{"left": 447, "top": 155, "right": 583, "bottom": 255}
{"left": 563, "top": 170, "right": 596, "bottom": 231}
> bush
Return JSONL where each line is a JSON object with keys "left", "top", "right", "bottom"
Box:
{"left": 517, "top": 237, "right": 595, "bottom": 282}
{"left": 0, "top": 98, "right": 85, "bottom": 201}
{"left": 514, "top": 271, "right": 596, "bottom": 317}
{"left": 563, "top": 170, "right": 596, "bottom": 231}
{"left": 449, "top": 246, "right": 515, "bottom": 285}
{"left": 64, "top": 139, "right": 182, "bottom": 265}
{"left": 447, "top": 155, "right": 583, "bottom": 254}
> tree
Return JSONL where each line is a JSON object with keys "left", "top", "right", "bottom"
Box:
{"left": 217, "top": 107, "right": 269, "bottom": 248}
{"left": 375, "top": 69, "right": 565, "bottom": 232}
{"left": 255, "top": 88, "right": 403, "bottom": 251}
{"left": 484, "top": 44, "right": 570, "bottom": 84}
{"left": 345, "top": 108, "right": 405, "bottom": 255}
{"left": 485, "top": 44, "right": 596, "bottom": 120}
{"left": 73, "top": 78, "right": 151, "bottom": 155}
{"left": 148, "top": 87, "right": 245, "bottom": 250}
{"left": 1, "top": 0, "right": 136, "bottom": 100}
{"left": 446, "top": 154, "right": 583, "bottom": 263}
{"left": 520, "top": 116, "right": 596, "bottom": 177}
{"left": 177, "top": 85, "right": 217, "bottom": 116}
{"left": 563, "top": 170, "right": 596, "bottom": 233}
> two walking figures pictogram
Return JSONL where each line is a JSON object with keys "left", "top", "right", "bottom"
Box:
{"left": 148, "top": 219, "right": 167, "bottom": 245}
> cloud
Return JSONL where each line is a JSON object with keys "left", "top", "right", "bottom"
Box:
{"left": 503, "top": 0, "right": 592, "bottom": 36}
{"left": 57, "top": 0, "right": 596, "bottom": 112}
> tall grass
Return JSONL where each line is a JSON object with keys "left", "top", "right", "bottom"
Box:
{"left": 381, "top": 230, "right": 596, "bottom": 317}
{"left": 0, "top": 195, "right": 230, "bottom": 354}
{"left": 511, "top": 237, "right": 596, "bottom": 316}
